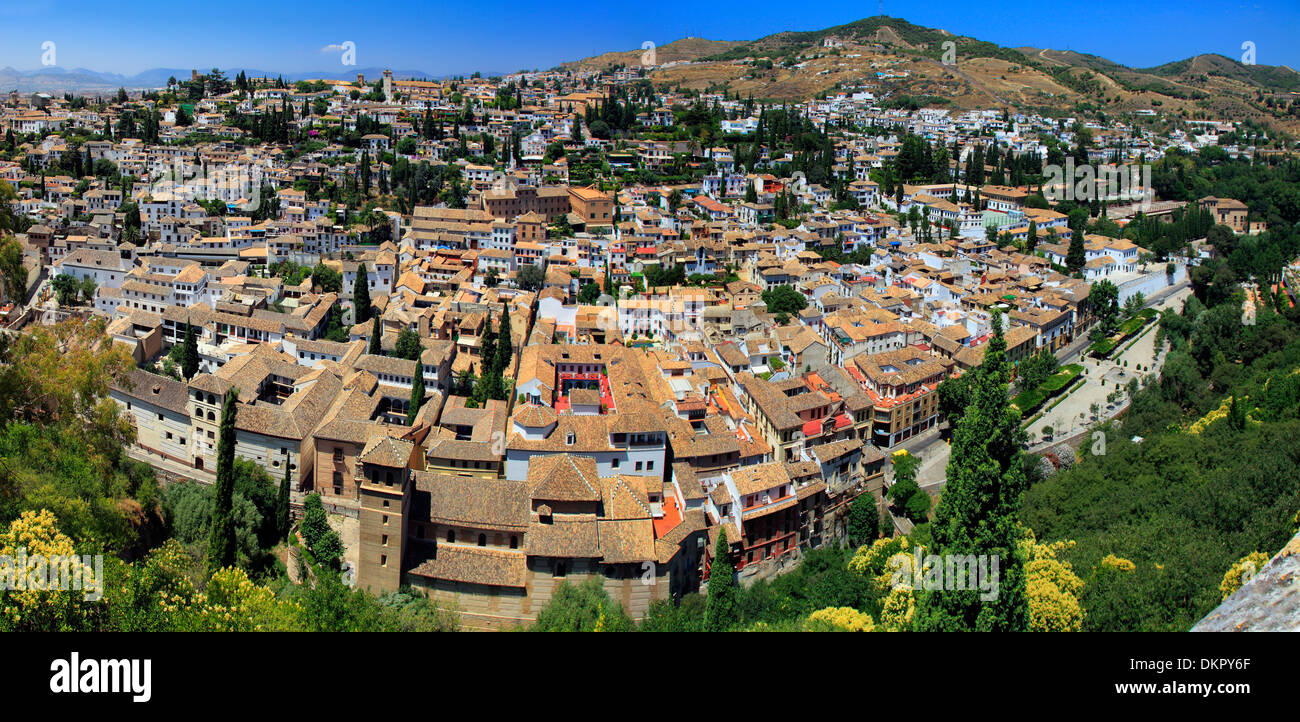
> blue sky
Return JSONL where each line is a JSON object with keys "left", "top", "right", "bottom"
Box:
{"left": 0, "top": 0, "right": 1296, "bottom": 77}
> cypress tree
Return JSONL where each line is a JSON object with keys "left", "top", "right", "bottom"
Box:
{"left": 494, "top": 307, "right": 513, "bottom": 375}
{"left": 407, "top": 356, "right": 425, "bottom": 426}
{"left": 704, "top": 528, "right": 739, "bottom": 631}
{"left": 479, "top": 331, "right": 496, "bottom": 381}
{"left": 181, "top": 318, "right": 199, "bottom": 380}
{"left": 1066, "top": 231, "right": 1086, "bottom": 274}
{"left": 275, "top": 458, "right": 291, "bottom": 541}
{"left": 914, "top": 311, "right": 1029, "bottom": 631}
{"left": 368, "top": 318, "right": 383, "bottom": 356}
{"left": 353, "top": 263, "right": 372, "bottom": 323}
{"left": 207, "top": 387, "right": 240, "bottom": 575}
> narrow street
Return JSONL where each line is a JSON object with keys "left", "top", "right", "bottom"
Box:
{"left": 905, "top": 280, "right": 1191, "bottom": 493}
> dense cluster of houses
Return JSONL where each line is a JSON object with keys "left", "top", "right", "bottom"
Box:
{"left": 0, "top": 64, "right": 1219, "bottom": 628}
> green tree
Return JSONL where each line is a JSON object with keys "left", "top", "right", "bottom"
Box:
{"left": 1018, "top": 348, "right": 1059, "bottom": 391}
{"left": 181, "top": 319, "right": 200, "bottom": 380}
{"left": 936, "top": 371, "right": 974, "bottom": 438}
{"left": 529, "top": 577, "right": 634, "bottom": 632}
{"left": 353, "top": 263, "right": 372, "bottom": 323}
{"left": 0, "top": 236, "right": 28, "bottom": 303}
{"left": 394, "top": 327, "right": 422, "bottom": 360}
{"left": 52, "top": 274, "right": 80, "bottom": 306}
{"left": 577, "top": 282, "right": 601, "bottom": 305}
{"left": 517, "top": 264, "right": 544, "bottom": 291}
{"left": 1066, "top": 231, "right": 1086, "bottom": 274}
{"left": 915, "top": 311, "right": 1029, "bottom": 631}
{"left": 275, "top": 460, "right": 291, "bottom": 542}
{"left": 300, "top": 493, "right": 343, "bottom": 570}
{"left": 760, "top": 285, "right": 808, "bottom": 316}
{"left": 494, "top": 307, "right": 513, "bottom": 374}
{"left": 407, "top": 357, "right": 425, "bottom": 426}
{"left": 704, "top": 528, "right": 739, "bottom": 631}
{"left": 206, "top": 387, "right": 240, "bottom": 575}
{"left": 1089, "top": 279, "right": 1121, "bottom": 337}
{"left": 311, "top": 263, "right": 342, "bottom": 293}
{"left": 846, "top": 491, "right": 881, "bottom": 547}
{"left": 368, "top": 319, "right": 383, "bottom": 356}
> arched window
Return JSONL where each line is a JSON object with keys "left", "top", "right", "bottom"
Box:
{"left": 477, "top": 533, "right": 486, "bottom": 547}
{"left": 207, "top": 411, "right": 215, "bottom": 421}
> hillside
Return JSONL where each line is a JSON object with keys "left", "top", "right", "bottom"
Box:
{"left": 564, "top": 16, "right": 1300, "bottom": 133}
{"left": 557, "top": 38, "right": 744, "bottom": 71}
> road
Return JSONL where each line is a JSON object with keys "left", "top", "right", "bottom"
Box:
{"left": 1028, "top": 284, "right": 1190, "bottom": 447}
{"left": 905, "top": 280, "right": 1192, "bottom": 492}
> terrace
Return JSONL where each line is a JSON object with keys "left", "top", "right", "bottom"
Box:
{"left": 553, "top": 371, "right": 614, "bottom": 413}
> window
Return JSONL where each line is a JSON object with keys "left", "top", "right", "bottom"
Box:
{"left": 447, "top": 530, "right": 455, "bottom": 543}
{"left": 647, "top": 460, "right": 654, "bottom": 471}
{"left": 381, "top": 534, "right": 388, "bottom": 547}
{"left": 611, "top": 457, "right": 620, "bottom": 469}
{"left": 478, "top": 534, "right": 486, "bottom": 547}
{"left": 510, "top": 535, "right": 519, "bottom": 549}
{"left": 635, "top": 461, "right": 643, "bottom": 471}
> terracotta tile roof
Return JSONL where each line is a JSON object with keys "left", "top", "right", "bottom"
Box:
{"left": 527, "top": 453, "right": 602, "bottom": 503}
{"left": 409, "top": 545, "right": 527, "bottom": 588}
{"left": 414, "top": 472, "right": 528, "bottom": 530}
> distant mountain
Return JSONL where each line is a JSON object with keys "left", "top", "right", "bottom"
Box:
{"left": 0, "top": 65, "right": 453, "bottom": 94}
{"left": 563, "top": 16, "right": 1300, "bottom": 132}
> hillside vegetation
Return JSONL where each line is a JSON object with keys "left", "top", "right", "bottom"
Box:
{"left": 566, "top": 16, "right": 1300, "bottom": 134}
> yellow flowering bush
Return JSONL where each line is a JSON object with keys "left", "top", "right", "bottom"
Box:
{"left": 0, "top": 509, "right": 97, "bottom": 630}
{"left": 168, "top": 567, "right": 302, "bottom": 632}
{"left": 1098, "top": 554, "right": 1136, "bottom": 573}
{"left": 847, "top": 535, "right": 913, "bottom": 595}
{"left": 1219, "top": 551, "right": 1270, "bottom": 601}
{"left": 878, "top": 585, "right": 914, "bottom": 632}
{"left": 805, "top": 606, "right": 875, "bottom": 632}
{"left": 1188, "top": 397, "right": 1232, "bottom": 434}
{"left": 1017, "top": 530, "right": 1084, "bottom": 632}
